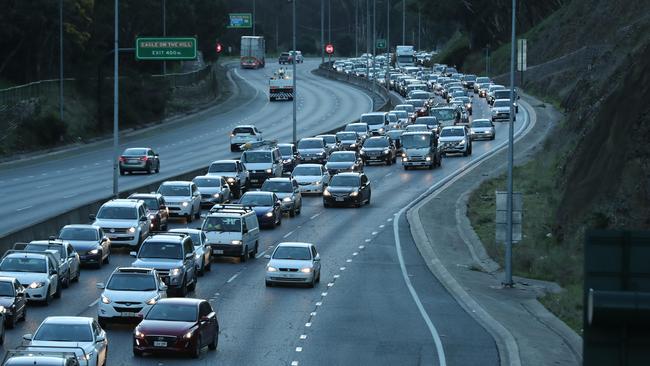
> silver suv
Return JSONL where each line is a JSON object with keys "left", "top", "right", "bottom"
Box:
{"left": 439, "top": 126, "right": 472, "bottom": 157}
{"left": 91, "top": 199, "right": 151, "bottom": 248}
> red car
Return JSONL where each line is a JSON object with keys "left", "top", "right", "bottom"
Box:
{"left": 133, "top": 298, "right": 219, "bottom": 358}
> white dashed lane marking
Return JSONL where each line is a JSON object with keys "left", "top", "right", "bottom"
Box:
{"left": 16, "top": 206, "right": 33, "bottom": 212}
{"left": 226, "top": 273, "right": 239, "bottom": 283}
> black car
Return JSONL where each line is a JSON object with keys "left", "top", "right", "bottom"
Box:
{"left": 323, "top": 172, "right": 371, "bottom": 208}
{"left": 360, "top": 136, "right": 397, "bottom": 165}
{"left": 119, "top": 147, "right": 160, "bottom": 175}
{"left": 128, "top": 193, "right": 169, "bottom": 231}
{"left": 278, "top": 143, "right": 300, "bottom": 174}
{"left": 58, "top": 224, "right": 111, "bottom": 268}
{"left": 335, "top": 131, "right": 361, "bottom": 151}
{"left": 238, "top": 191, "right": 283, "bottom": 229}
{"left": 0, "top": 277, "right": 27, "bottom": 328}
{"left": 325, "top": 151, "right": 363, "bottom": 175}
{"left": 278, "top": 52, "right": 292, "bottom": 64}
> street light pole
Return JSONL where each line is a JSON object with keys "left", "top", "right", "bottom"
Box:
{"left": 385, "top": 0, "right": 390, "bottom": 88}
{"left": 417, "top": 6, "right": 421, "bottom": 49}
{"left": 162, "top": 0, "right": 166, "bottom": 75}
{"left": 365, "top": 0, "right": 370, "bottom": 83}
{"left": 59, "top": 0, "right": 64, "bottom": 124}
{"left": 505, "top": 0, "right": 517, "bottom": 287}
{"left": 328, "top": 0, "right": 331, "bottom": 44}
{"left": 253, "top": 0, "right": 256, "bottom": 36}
{"left": 113, "top": 0, "right": 120, "bottom": 198}
{"left": 355, "top": 0, "right": 358, "bottom": 57}
{"left": 292, "top": 0, "right": 297, "bottom": 145}
{"left": 402, "top": 0, "right": 405, "bottom": 44}
{"left": 321, "top": 0, "right": 325, "bottom": 64}
{"left": 372, "top": 0, "right": 376, "bottom": 96}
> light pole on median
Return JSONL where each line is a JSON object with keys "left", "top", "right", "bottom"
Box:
{"left": 113, "top": 0, "right": 120, "bottom": 198}
{"left": 292, "top": 0, "right": 297, "bottom": 145}
{"left": 372, "top": 0, "right": 376, "bottom": 97}
{"left": 162, "top": 0, "right": 166, "bottom": 75}
{"left": 385, "top": 0, "right": 390, "bottom": 88}
{"left": 355, "top": 0, "right": 359, "bottom": 57}
{"left": 402, "top": 0, "right": 405, "bottom": 45}
{"left": 252, "top": 0, "right": 256, "bottom": 36}
{"left": 321, "top": 0, "right": 325, "bottom": 64}
{"left": 59, "top": 0, "right": 64, "bottom": 124}
{"left": 504, "top": 0, "right": 517, "bottom": 287}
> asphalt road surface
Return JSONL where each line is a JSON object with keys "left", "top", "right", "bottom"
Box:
{"left": 0, "top": 78, "right": 530, "bottom": 365}
{"left": 0, "top": 59, "right": 373, "bottom": 237}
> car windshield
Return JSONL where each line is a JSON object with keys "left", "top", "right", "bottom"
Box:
{"left": 431, "top": 109, "right": 456, "bottom": 121}
{"left": 387, "top": 131, "right": 403, "bottom": 139}
{"left": 408, "top": 100, "right": 425, "bottom": 108}
{"left": 392, "top": 110, "right": 408, "bottom": 119}
{"left": 59, "top": 227, "right": 97, "bottom": 241}
{"left": 193, "top": 178, "right": 221, "bottom": 187}
{"left": 138, "top": 242, "right": 182, "bottom": 259}
{"left": 135, "top": 198, "right": 160, "bottom": 210}
{"left": 417, "top": 117, "right": 436, "bottom": 125}
{"left": 293, "top": 166, "right": 322, "bottom": 176}
{"left": 97, "top": 206, "right": 137, "bottom": 220}
{"left": 279, "top": 146, "right": 293, "bottom": 156}
{"left": 273, "top": 246, "right": 311, "bottom": 260}
{"left": 401, "top": 134, "right": 431, "bottom": 148}
{"left": 239, "top": 194, "right": 274, "bottom": 206}
{"left": 203, "top": 217, "right": 241, "bottom": 232}
{"left": 440, "top": 128, "right": 465, "bottom": 137}
{"left": 0, "top": 257, "right": 46, "bottom": 273}
{"left": 233, "top": 127, "right": 254, "bottom": 134}
{"left": 0, "top": 282, "right": 13, "bottom": 297}
{"left": 242, "top": 151, "right": 271, "bottom": 163}
{"left": 395, "top": 105, "right": 414, "bottom": 112}
{"left": 345, "top": 124, "right": 367, "bottom": 133}
{"left": 25, "top": 244, "right": 65, "bottom": 258}
{"left": 146, "top": 303, "right": 197, "bottom": 322}
{"left": 336, "top": 132, "right": 357, "bottom": 141}
{"left": 298, "top": 140, "right": 323, "bottom": 149}
{"left": 329, "top": 175, "right": 360, "bottom": 187}
{"left": 472, "top": 120, "right": 493, "bottom": 128}
{"left": 318, "top": 135, "right": 337, "bottom": 144}
{"left": 360, "top": 114, "right": 385, "bottom": 125}
{"left": 363, "top": 138, "right": 389, "bottom": 148}
{"left": 494, "top": 91, "right": 513, "bottom": 99}
{"left": 387, "top": 114, "right": 398, "bottom": 122}
{"left": 34, "top": 323, "right": 93, "bottom": 342}
{"left": 476, "top": 77, "right": 490, "bottom": 83}
{"left": 328, "top": 153, "right": 356, "bottom": 162}
{"left": 123, "top": 148, "right": 147, "bottom": 156}
{"left": 494, "top": 100, "right": 511, "bottom": 108}
{"left": 209, "top": 163, "right": 236, "bottom": 173}
{"left": 158, "top": 185, "right": 190, "bottom": 196}
{"left": 261, "top": 181, "right": 293, "bottom": 193}
{"left": 456, "top": 97, "right": 470, "bottom": 103}
{"left": 107, "top": 273, "right": 157, "bottom": 291}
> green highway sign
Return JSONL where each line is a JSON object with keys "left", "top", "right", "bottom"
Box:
{"left": 228, "top": 13, "right": 253, "bottom": 28}
{"left": 136, "top": 37, "right": 197, "bottom": 60}
{"left": 376, "top": 39, "right": 387, "bottom": 49}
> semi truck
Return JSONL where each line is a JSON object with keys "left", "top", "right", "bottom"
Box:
{"left": 269, "top": 68, "right": 294, "bottom": 101}
{"left": 395, "top": 45, "right": 415, "bottom": 68}
{"left": 241, "top": 36, "right": 265, "bottom": 69}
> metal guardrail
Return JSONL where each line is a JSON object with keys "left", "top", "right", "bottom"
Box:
{"left": 315, "top": 64, "right": 390, "bottom": 111}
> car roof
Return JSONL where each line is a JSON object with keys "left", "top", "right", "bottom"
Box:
{"left": 494, "top": 98, "right": 512, "bottom": 102}
{"left": 300, "top": 137, "right": 323, "bottom": 141}
{"left": 233, "top": 125, "right": 256, "bottom": 128}
{"left": 61, "top": 224, "right": 98, "bottom": 229}
{"left": 277, "top": 143, "right": 295, "bottom": 147}
{"left": 146, "top": 233, "right": 188, "bottom": 242}
{"left": 194, "top": 175, "right": 222, "bottom": 180}
{"left": 472, "top": 119, "right": 491, "bottom": 123}
{"left": 129, "top": 193, "right": 162, "bottom": 198}
{"left": 160, "top": 181, "right": 192, "bottom": 186}
{"left": 103, "top": 199, "right": 141, "bottom": 208}
{"left": 330, "top": 151, "right": 355, "bottom": 155}
{"left": 276, "top": 242, "right": 313, "bottom": 248}
{"left": 169, "top": 228, "right": 203, "bottom": 234}
{"left": 334, "top": 172, "right": 362, "bottom": 177}
{"left": 113, "top": 267, "right": 156, "bottom": 274}
{"left": 42, "top": 316, "right": 93, "bottom": 325}
{"left": 243, "top": 191, "right": 274, "bottom": 196}
{"left": 4, "top": 252, "right": 49, "bottom": 260}
{"left": 402, "top": 131, "right": 433, "bottom": 136}
{"left": 315, "top": 134, "right": 336, "bottom": 137}
{"left": 157, "top": 297, "right": 203, "bottom": 305}
{"left": 347, "top": 122, "right": 367, "bottom": 126}
{"left": 210, "top": 159, "right": 238, "bottom": 164}
{"left": 0, "top": 277, "right": 16, "bottom": 283}
{"left": 265, "top": 177, "right": 293, "bottom": 182}
{"left": 294, "top": 163, "right": 323, "bottom": 168}
{"left": 361, "top": 112, "right": 387, "bottom": 116}
{"left": 442, "top": 126, "right": 465, "bottom": 130}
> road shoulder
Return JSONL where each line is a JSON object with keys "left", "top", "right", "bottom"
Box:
{"left": 407, "top": 93, "right": 583, "bottom": 366}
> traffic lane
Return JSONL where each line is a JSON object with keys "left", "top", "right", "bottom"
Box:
{"left": 0, "top": 59, "right": 372, "bottom": 234}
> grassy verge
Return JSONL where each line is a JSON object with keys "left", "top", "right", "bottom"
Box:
{"left": 467, "top": 141, "right": 583, "bottom": 334}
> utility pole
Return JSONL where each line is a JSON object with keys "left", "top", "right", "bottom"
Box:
{"left": 328, "top": 0, "right": 331, "bottom": 44}
{"left": 417, "top": 6, "right": 421, "bottom": 49}
{"left": 162, "top": 0, "right": 166, "bottom": 75}
{"left": 504, "top": 0, "right": 517, "bottom": 287}
{"left": 366, "top": 0, "right": 370, "bottom": 81}
{"left": 372, "top": 0, "right": 376, "bottom": 96}
{"left": 292, "top": 0, "right": 297, "bottom": 144}
{"left": 59, "top": 0, "right": 64, "bottom": 124}
{"left": 402, "top": 0, "right": 405, "bottom": 44}
{"left": 113, "top": 0, "right": 120, "bottom": 198}
{"left": 321, "top": 0, "right": 325, "bottom": 63}
{"left": 252, "top": 0, "right": 256, "bottom": 36}
{"left": 385, "top": 0, "right": 390, "bottom": 88}
{"left": 355, "top": 0, "right": 359, "bottom": 57}
{"left": 485, "top": 45, "right": 490, "bottom": 75}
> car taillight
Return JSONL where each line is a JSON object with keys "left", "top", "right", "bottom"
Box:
{"left": 140, "top": 156, "right": 148, "bottom": 161}
{"left": 119, "top": 156, "right": 126, "bottom": 162}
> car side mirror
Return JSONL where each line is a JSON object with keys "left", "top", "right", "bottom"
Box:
{"left": 130, "top": 251, "right": 137, "bottom": 257}
{"left": 49, "top": 235, "right": 56, "bottom": 241}
{"left": 139, "top": 216, "right": 147, "bottom": 222}
{"left": 242, "top": 228, "right": 249, "bottom": 234}
{"left": 23, "top": 334, "right": 33, "bottom": 341}
{"left": 68, "top": 252, "right": 76, "bottom": 258}
{"left": 264, "top": 254, "right": 271, "bottom": 259}
{"left": 101, "top": 236, "right": 108, "bottom": 243}
{"left": 96, "top": 282, "right": 105, "bottom": 289}
{"left": 314, "top": 254, "right": 321, "bottom": 261}
{"left": 159, "top": 204, "right": 166, "bottom": 210}
{"left": 51, "top": 269, "right": 58, "bottom": 275}
{"left": 155, "top": 154, "right": 160, "bottom": 157}
{"left": 96, "top": 335, "right": 106, "bottom": 343}
{"left": 89, "top": 214, "right": 96, "bottom": 221}
{"left": 159, "top": 283, "right": 168, "bottom": 291}
{"left": 276, "top": 200, "right": 282, "bottom": 206}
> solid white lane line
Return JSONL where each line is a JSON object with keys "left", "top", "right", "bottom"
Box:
{"left": 321, "top": 292, "right": 328, "bottom": 296}
{"left": 88, "top": 298, "right": 100, "bottom": 307}
{"left": 305, "top": 322, "right": 312, "bottom": 327}
{"left": 359, "top": 245, "right": 365, "bottom": 249}
{"left": 291, "top": 361, "right": 299, "bottom": 366}
{"left": 309, "top": 212, "right": 322, "bottom": 220}
{"left": 310, "top": 312, "right": 317, "bottom": 316}
{"left": 295, "top": 347, "right": 303, "bottom": 352}
{"left": 283, "top": 230, "right": 295, "bottom": 238}
{"left": 315, "top": 302, "right": 322, "bottom": 306}
{"left": 16, "top": 206, "right": 33, "bottom": 212}
{"left": 226, "top": 273, "right": 239, "bottom": 283}
{"left": 365, "top": 239, "right": 372, "bottom": 242}
{"left": 371, "top": 231, "right": 378, "bottom": 235}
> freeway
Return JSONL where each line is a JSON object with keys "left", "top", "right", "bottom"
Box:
{"left": 0, "top": 59, "right": 373, "bottom": 237}
{"left": 0, "top": 83, "right": 530, "bottom": 365}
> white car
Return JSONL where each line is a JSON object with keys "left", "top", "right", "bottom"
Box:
{"left": 157, "top": 181, "right": 202, "bottom": 223}
{"left": 97, "top": 267, "right": 167, "bottom": 327}
{"left": 265, "top": 242, "right": 321, "bottom": 287}
{"left": 0, "top": 251, "right": 60, "bottom": 304}
{"left": 23, "top": 316, "right": 108, "bottom": 366}
{"left": 90, "top": 199, "right": 151, "bottom": 248}
{"left": 491, "top": 98, "right": 516, "bottom": 122}
{"left": 168, "top": 228, "right": 212, "bottom": 276}
{"left": 229, "top": 125, "right": 263, "bottom": 152}
{"left": 291, "top": 164, "right": 330, "bottom": 194}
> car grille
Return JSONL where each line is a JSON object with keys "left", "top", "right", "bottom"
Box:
{"left": 201, "top": 194, "right": 213, "bottom": 199}
{"left": 279, "top": 268, "right": 299, "bottom": 272}
{"left": 298, "top": 181, "right": 313, "bottom": 186}
{"left": 104, "top": 227, "right": 128, "bottom": 234}
{"left": 332, "top": 193, "right": 349, "bottom": 199}
{"left": 113, "top": 306, "right": 143, "bottom": 313}
{"left": 270, "top": 277, "right": 303, "bottom": 282}
{"left": 146, "top": 335, "right": 177, "bottom": 343}
{"left": 167, "top": 207, "right": 181, "bottom": 211}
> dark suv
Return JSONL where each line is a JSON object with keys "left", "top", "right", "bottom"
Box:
{"left": 128, "top": 193, "right": 169, "bottom": 231}
{"left": 360, "top": 136, "right": 397, "bottom": 165}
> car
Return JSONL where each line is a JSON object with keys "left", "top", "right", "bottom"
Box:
{"left": 323, "top": 172, "right": 371, "bottom": 208}
{"left": 133, "top": 298, "right": 219, "bottom": 358}
{"left": 394, "top": 104, "right": 416, "bottom": 122}
{"left": 278, "top": 143, "right": 300, "bottom": 173}
{"left": 202, "top": 205, "right": 260, "bottom": 261}
{"left": 386, "top": 113, "right": 400, "bottom": 129}
{"left": 297, "top": 137, "right": 329, "bottom": 164}
{"left": 474, "top": 76, "right": 491, "bottom": 93}
{"left": 238, "top": 191, "right": 282, "bottom": 229}
{"left": 265, "top": 242, "right": 321, "bottom": 287}
{"left": 486, "top": 84, "right": 506, "bottom": 105}
{"left": 0, "top": 277, "right": 27, "bottom": 328}
{"left": 470, "top": 119, "right": 496, "bottom": 140}
{"left": 229, "top": 125, "right": 263, "bottom": 152}
{"left": 462, "top": 74, "right": 477, "bottom": 89}
{"left": 439, "top": 126, "right": 472, "bottom": 156}
{"left": 325, "top": 151, "right": 364, "bottom": 175}
{"left": 278, "top": 52, "right": 292, "bottom": 64}
{"left": 315, "top": 134, "right": 340, "bottom": 152}
{"left": 291, "top": 164, "right": 330, "bottom": 194}
{"left": 240, "top": 142, "right": 284, "bottom": 187}
{"left": 491, "top": 98, "right": 516, "bottom": 121}
{"left": 404, "top": 124, "right": 429, "bottom": 132}
{"left": 119, "top": 147, "right": 160, "bottom": 175}
{"left": 192, "top": 175, "right": 231, "bottom": 207}
{"left": 390, "top": 110, "right": 410, "bottom": 127}
{"left": 1, "top": 347, "right": 86, "bottom": 365}
{"left": 58, "top": 225, "right": 111, "bottom": 268}
{"left": 169, "top": 229, "right": 212, "bottom": 275}
{"left": 261, "top": 178, "right": 302, "bottom": 217}
{"left": 360, "top": 112, "right": 389, "bottom": 135}
{"left": 207, "top": 160, "right": 249, "bottom": 198}
{"left": 295, "top": 50, "right": 304, "bottom": 63}
{"left": 130, "top": 233, "right": 198, "bottom": 297}
{"left": 96, "top": 267, "right": 167, "bottom": 327}
{"left": 430, "top": 106, "right": 461, "bottom": 128}
{"left": 23, "top": 317, "right": 108, "bottom": 366}
{"left": 493, "top": 89, "right": 519, "bottom": 113}
{"left": 386, "top": 129, "right": 404, "bottom": 152}
{"left": 344, "top": 122, "right": 370, "bottom": 140}
{"left": 360, "top": 136, "right": 397, "bottom": 165}
{"left": 335, "top": 131, "right": 361, "bottom": 151}
{"left": 405, "top": 99, "right": 429, "bottom": 117}
{"left": 90, "top": 199, "right": 151, "bottom": 248}
{"left": 21, "top": 240, "right": 80, "bottom": 288}
{"left": 0, "top": 251, "right": 61, "bottom": 304}
{"left": 128, "top": 193, "right": 169, "bottom": 231}
{"left": 157, "top": 181, "right": 202, "bottom": 223}
{"left": 400, "top": 131, "right": 442, "bottom": 169}
{"left": 454, "top": 96, "right": 472, "bottom": 115}
{"left": 415, "top": 116, "right": 440, "bottom": 132}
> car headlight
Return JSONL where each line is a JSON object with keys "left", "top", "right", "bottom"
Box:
{"left": 314, "top": 181, "right": 322, "bottom": 185}
{"left": 283, "top": 159, "right": 292, "bottom": 163}
{"left": 145, "top": 296, "right": 158, "bottom": 305}
{"left": 266, "top": 169, "right": 273, "bottom": 174}
{"left": 466, "top": 104, "right": 471, "bottom": 108}
{"left": 283, "top": 197, "right": 292, "bottom": 202}
{"left": 300, "top": 267, "right": 312, "bottom": 273}
{"left": 28, "top": 281, "right": 45, "bottom": 289}
{"left": 128, "top": 227, "right": 136, "bottom": 233}
{"left": 267, "top": 266, "right": 278, "bottom": 272}
{"left": 350, "top": 191, "right": 359, "bottom": 197}
{"left": 231, "top": 240, "right": 242, "bottom": 245}
{"left": 88, "top": 249, "right": 99, "bottom": 255}
{"left": 84, "top": 352, "right": 94, "bottom": 361}
{"left": 426, "top": 156, "right": 432, "bottom": 161}
{"left": 148, "top": 214, "right": 155, "bottom": 220}
{"left": 401, "top": 152, "right": 407, "bottom": 158}
{"left": 227, "top": 177, "right": 235, "bottom": 183}
{"left": 492, "top": 109, "right": 498, "bottom": 115}
{"left": 383, "top": 149, "right": 390, "bottom": 154}
{"left": 360, "top": 150, "right": 366, "bottom": 155}
{"left": 265, "top": 211, "right": 274, "bottom": 217}
{"left": 213, "top": 193, "right": 221, "bottom": 198}
{"left": 182, "top": 201, "right": 189, "bottom": 207}
{"left": 101, "top": 295, "right": 111, "bottom": 304}
{"left": 379, "top": 128, "right": 384, "bottom": 133}
{"left": 323, "top": 189, "right": 331, "bottom": 197}
{"left": 170, "top": 268, "right": 182, "bottom": 276}
{"left": 184, "top": 330, "right": 195, "bottom": 339}
{"left": 459, "top": 139, "right": 466, "bottom": 145}
{"left": 350, "top": 143, "right": 357, "bottom": 148}
{"left": 135, "top": 329, "right": 145, "bottom": 339}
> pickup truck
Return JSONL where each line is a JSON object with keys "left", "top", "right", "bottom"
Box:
{"left": 15, "top": 240, "right": 80, "bottom": 288}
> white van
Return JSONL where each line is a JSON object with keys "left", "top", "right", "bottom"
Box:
{"left": 201, "top": 205, "right": 260, "bottom": 262}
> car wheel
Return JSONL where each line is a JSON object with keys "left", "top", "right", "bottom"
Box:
{"left": 155, "top": 163, "right": 160, "bottom": 173}
{"left": 147, "top": 163, "right": 154, "bottom": 174}
{"left": 240, "top": 247, "right": 248, "bottom": 263}
{"left": 44, "top": 286, "right": 52, "bottom": 305}
{"left": 316, "top": 270, "right": 321, "bottom": 283}
{"left": 96, "top": 253, "right": 103, "bottom": 269}
{"left": 249, "top": 242, "right": 258, "bottom": 259}
{"left": 133, "top": 348, "right": 143, "bottom": 357}
{"left": 194, "top": 208, "right": 201, "bottom": 220}
{"left": 323, "top": 202, "right": 330, "bottom": 208}
{"left": 186, "top": 214, "right": 193, "bottom": 223}
{"left": 104, "top": 252, "right": 110, "bottom": 264}
{"left": 62, "top": 271, "right": 70, "bottom": 289}
{"left": 230, "top": 144, "right": 237, "bottom": 152}
{"left": 463, "top": 149, "right": 468, "bottom": 157}
{"left": 54, "top": 281, "right": 61, "bottom": 299}
{"left": 289, "top": 207, "right": 296, "bottom": 217}
{"left": 177, "top": 278, "right": 188, "bottom": 297}
{"left": 21, "top": 305, "right": 26, "bottom": 321}
{"left": 208, "top": 330, "right": 218, "bottom": 351}
{"left": 198, "top": 262, "right": 205, "bottom": 277}
{"left": 6, "top": 313, "right": 16, "bottom": 329}
{"left": 188, "top": 275, "right": 197, "bottom": 291}
{"left": 277, "top": 214, "right": 282, "bottom": 226}
{"left": 366, "top": 192, "right": 371, "bottom": 205}
{"left": 73, "top": 267, "right": 80, "bottom": 282}
{"left": 119, "top": 169, "right": 125, "bottom": 176}
{"left": 191, "top": 336, "right": 201, "bottom": 359}
{"left": 308, "top": 275, "right": 315, "bottom": 288}
{"left": 98, "top": 317, "right": 108, "bottom": 329}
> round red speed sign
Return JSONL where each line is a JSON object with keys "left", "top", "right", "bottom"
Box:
{"left": 325, "top": 44, "right": 334, "bottom": 55}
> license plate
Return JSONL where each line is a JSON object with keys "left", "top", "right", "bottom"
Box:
{"left": 251, "top": 179, "right": 259, "bottom": 182}
{"left": 128, "top": 159, "right": 139, "bottom": 163}
{"left": 154, "top": 341, "right": 167, "bottom": 347}
{"left": 121, "top": 312, "right": 137, "bottom": 317}
{"left": 335, "top": 197, "right": 344, "bottom": 202}
{"left": 109, "top": 236, "right": 118, "bottom": 240}
{"left": 213, "top": 249, "right": 224, "bottom": 254}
